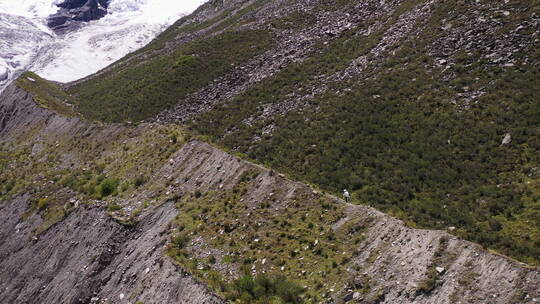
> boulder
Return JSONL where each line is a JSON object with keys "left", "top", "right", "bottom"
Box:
{"left": 47, "top": 0, "right": 110, "bottom": 31}
{"left": 501, "top": 133, "right": 512, "bottom": 145}
{"left": 343, "top": 293, "right": 354, "bottom": 302}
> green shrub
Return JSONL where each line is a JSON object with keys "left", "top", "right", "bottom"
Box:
{"left": 228, "top": 274, "right": 304, "bottom": 304}
{"left": 107, "top": 202, "right": 122, "bottom": 212}
{"left": 96, "top": 178, "right": 119, "bottom": 198}
{"left": 37, "top": 197, "right": 50, "bottom": 210}
{"left": 172, "top": 234, "right": 190, "bottom": 249}
{"left": 133, "top": 175, "right": 148, "bottom": 188}
{"left": 417, "top": 267, "right": 439, "bottom": 294}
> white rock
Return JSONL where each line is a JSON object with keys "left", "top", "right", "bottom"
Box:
{"left": 436, "top": 267, "right": 445, "bottom": 274}
{"left": 119, "top": 293, "right": 125, "bottom": 300}
{"left": 501, "top": 133, "right": 512, "bottom": 145}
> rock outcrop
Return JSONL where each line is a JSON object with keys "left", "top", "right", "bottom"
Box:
{"left": 47, "top": 0, "right": 111, "bottom": 33}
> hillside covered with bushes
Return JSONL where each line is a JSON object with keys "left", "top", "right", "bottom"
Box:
{"left": 66, "top": 0, "right": 540, "bottom": 266}
{"left": 1, "top": 0, "right": 539, "bottom": 302}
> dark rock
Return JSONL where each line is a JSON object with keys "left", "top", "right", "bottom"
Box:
{"left": 343, "top": 292, "right": 354, "bottom": 302}
{"left": 47, "top": 0, "right": 111, "bottom": 32}
{"left": 57, "top": 0, "right": 89, "bottom": 9}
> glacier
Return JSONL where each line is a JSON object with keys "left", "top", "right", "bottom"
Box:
{"left": 0, "top": 0, "right": 205, "bottom": 92}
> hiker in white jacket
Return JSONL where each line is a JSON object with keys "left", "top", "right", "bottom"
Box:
{"left": 343, "top": 189, "right": 350, "bottom": 202}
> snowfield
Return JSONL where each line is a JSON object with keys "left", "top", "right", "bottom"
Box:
{"left": 0, "top": 0, "right": 205, "bottom": 91}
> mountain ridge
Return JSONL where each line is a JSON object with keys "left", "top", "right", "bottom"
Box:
{"left": 66, "top": 0, "right": 540, "bottom": 266}
{"left": 0, "top": 0, "right": 539, "bottom": 303}
{"left": 0, "top": 81, "right": 538, "bottom": 303}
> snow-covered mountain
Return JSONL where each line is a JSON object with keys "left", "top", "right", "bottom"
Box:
{"left": 0, "top": 0, "right": 205, "bottom": 92}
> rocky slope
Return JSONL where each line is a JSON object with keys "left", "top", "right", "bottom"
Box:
{"left": 0, "top": 74, "right": 538, "bottom": 303}
{"left": 67, "top": 0, "right": 540, "bottom": 268}
{"left": 0, "top": 81, "right": 222, "bottom": 304}
{"left": 0, "top": 195, "right": 222, "bottom": 304}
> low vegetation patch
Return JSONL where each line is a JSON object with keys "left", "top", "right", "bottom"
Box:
{"left": 15, "top": 72, "right": 78, "bottom": 117}
{"left": 0, "top": 123, "right": 187, "bottom": 235}
{"left": 229, "top": 274, "right": 304, "bottom": 304}
{"left": 191, "top": 0, "right": 540, "bottom": 266}
{"left": 70, "top": 29, "right": 274, "bottom": 122}
{"left": 167, "top": 170, "right": 371, "bottom": 302}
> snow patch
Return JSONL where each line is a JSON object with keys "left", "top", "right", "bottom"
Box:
{"left": 0, "top": 0, "right": 207, "bottom": 91}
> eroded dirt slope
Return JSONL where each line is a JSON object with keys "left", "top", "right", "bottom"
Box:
{"left": 154, "top": 140, "right": 540, "bottom": 304}
{"left": 0, "top": 195, "right": 223, "bottom": 304}
{"left": 0, "top": 80, "right": 538, "bottom": 303}
{"left": 0, "top": 84, "right": 223, "bottom": 304}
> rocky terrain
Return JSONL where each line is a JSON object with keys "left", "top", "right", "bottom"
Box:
{"left": 0, "top": 195, "right": 222, "bottom": 304}
{"left": 1, "top": 0, "right": 539, "bottom": 303}
{"left": 0, "top": 74, "right": 539, "bottom": 303}
{"left": 66, "top": 0, "right": 540, "bottom": 266}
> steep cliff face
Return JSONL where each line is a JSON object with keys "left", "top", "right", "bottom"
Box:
{"left": 0, "top": 80, "right": 538, "bottom": 303}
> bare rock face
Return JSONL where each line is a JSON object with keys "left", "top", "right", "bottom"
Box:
{"left": 47, "top": 0, "right": 111, "bottom": 33}
{"left": 0, "top": 196, "right": 223, "bottom": 304}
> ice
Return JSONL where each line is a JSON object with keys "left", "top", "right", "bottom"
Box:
{"left": 0, "top": 0, "right": 59, "bottom": 19}
{"left": 0, "top": 0, "right": 206, "bottom": 91}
